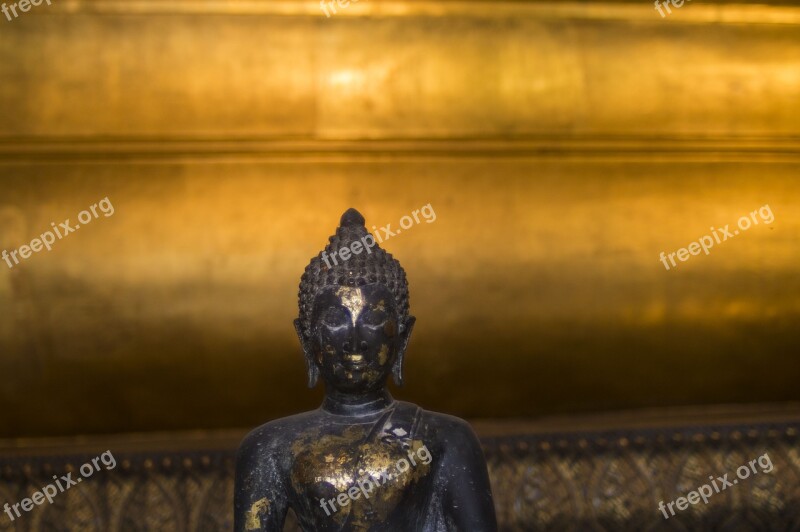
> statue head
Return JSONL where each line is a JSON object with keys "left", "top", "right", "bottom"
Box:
{"left": 294, "top": 208, "right": 415, "bottom": 393}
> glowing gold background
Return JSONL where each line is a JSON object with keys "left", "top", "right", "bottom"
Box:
{"left": 0, "top": 0, "right": 798, "bottom": 437}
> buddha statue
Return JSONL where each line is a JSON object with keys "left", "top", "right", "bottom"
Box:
{"left": 234, "top": 208, "right": 497, "bottom": 531}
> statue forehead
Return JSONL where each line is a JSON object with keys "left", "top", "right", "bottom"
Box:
{"left": 336, "top": 287, "right": 366, "bottom": 324}
{"left": 312, "top": 284, "right": 395, "bottom": 315}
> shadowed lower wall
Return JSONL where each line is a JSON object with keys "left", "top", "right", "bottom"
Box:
{"left": 0, "top": 0, "right": 798, "bottom": 437}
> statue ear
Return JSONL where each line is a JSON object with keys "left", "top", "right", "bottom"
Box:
{"left": 294, "top": 319, "right": 320, "bottom": 388}
{"left": 392, "top": 316, "right": 415, "bottom": 387}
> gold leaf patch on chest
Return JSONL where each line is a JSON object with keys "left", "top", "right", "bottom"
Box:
{"left": 290, "top": 426, "right": 431, "bottom": 527}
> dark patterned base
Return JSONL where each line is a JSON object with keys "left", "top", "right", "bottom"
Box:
{"left": 1, "top": 406, "right": 798, "bottom": 531}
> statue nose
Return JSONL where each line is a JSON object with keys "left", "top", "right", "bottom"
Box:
{"left": 342, "top": 340, "right": 369, "bottom": 352}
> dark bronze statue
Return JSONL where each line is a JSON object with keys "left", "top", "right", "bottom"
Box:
{"left": 235, "top": 208, "right": 496, "bottom": 531}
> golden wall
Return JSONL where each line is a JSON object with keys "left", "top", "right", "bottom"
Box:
{"left": 0, "top": 0, "right": 798, "bottom": 437}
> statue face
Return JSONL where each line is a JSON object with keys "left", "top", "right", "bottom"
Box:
{"left": 309, "top": 283, "right": 402, "bottom": 392}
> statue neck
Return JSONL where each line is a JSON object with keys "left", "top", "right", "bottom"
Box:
{"left": 321, "top": 388, "right": 395, "bottom": 416}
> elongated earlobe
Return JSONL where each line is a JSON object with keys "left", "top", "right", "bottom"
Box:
{"left": 294, "top": 319, "right": 319, "bottom": 388}
{"left": 392, "top": 352, "right": 404, "bottom": 386}
{"left": 392, "top": 316, "right": 415, "bottom": 386}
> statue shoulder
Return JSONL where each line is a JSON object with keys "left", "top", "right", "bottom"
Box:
{"left": 237, "top": 410, "right": 320, "bottom": 465}
{"left": 417, "top": 409, "right": 482, "bottom": 447}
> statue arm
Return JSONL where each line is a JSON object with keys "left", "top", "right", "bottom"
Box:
{"left": 234, "top": 429, "right": 289, "bottom": 532}
{"left": 441, "top": 420, "right": 498, "bottom": 532}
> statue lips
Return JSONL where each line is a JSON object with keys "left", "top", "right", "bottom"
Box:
{"left": 343, "top": 353, "right": 368, "bottom": 370}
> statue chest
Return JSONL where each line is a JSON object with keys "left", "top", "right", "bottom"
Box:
{"left": 289, "top": 422, "right": 433, "bottom": 527}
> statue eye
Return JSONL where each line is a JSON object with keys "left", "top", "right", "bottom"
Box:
{"left": 362, "top": 310, "right": 387, "bottom": 327}
{"left": 321, "top": 309, "right": 348, "bottom": 328}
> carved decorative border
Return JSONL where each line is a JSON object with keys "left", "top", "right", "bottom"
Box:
{"left": 1, "top": 416, "right": 797, "bottom": 530}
